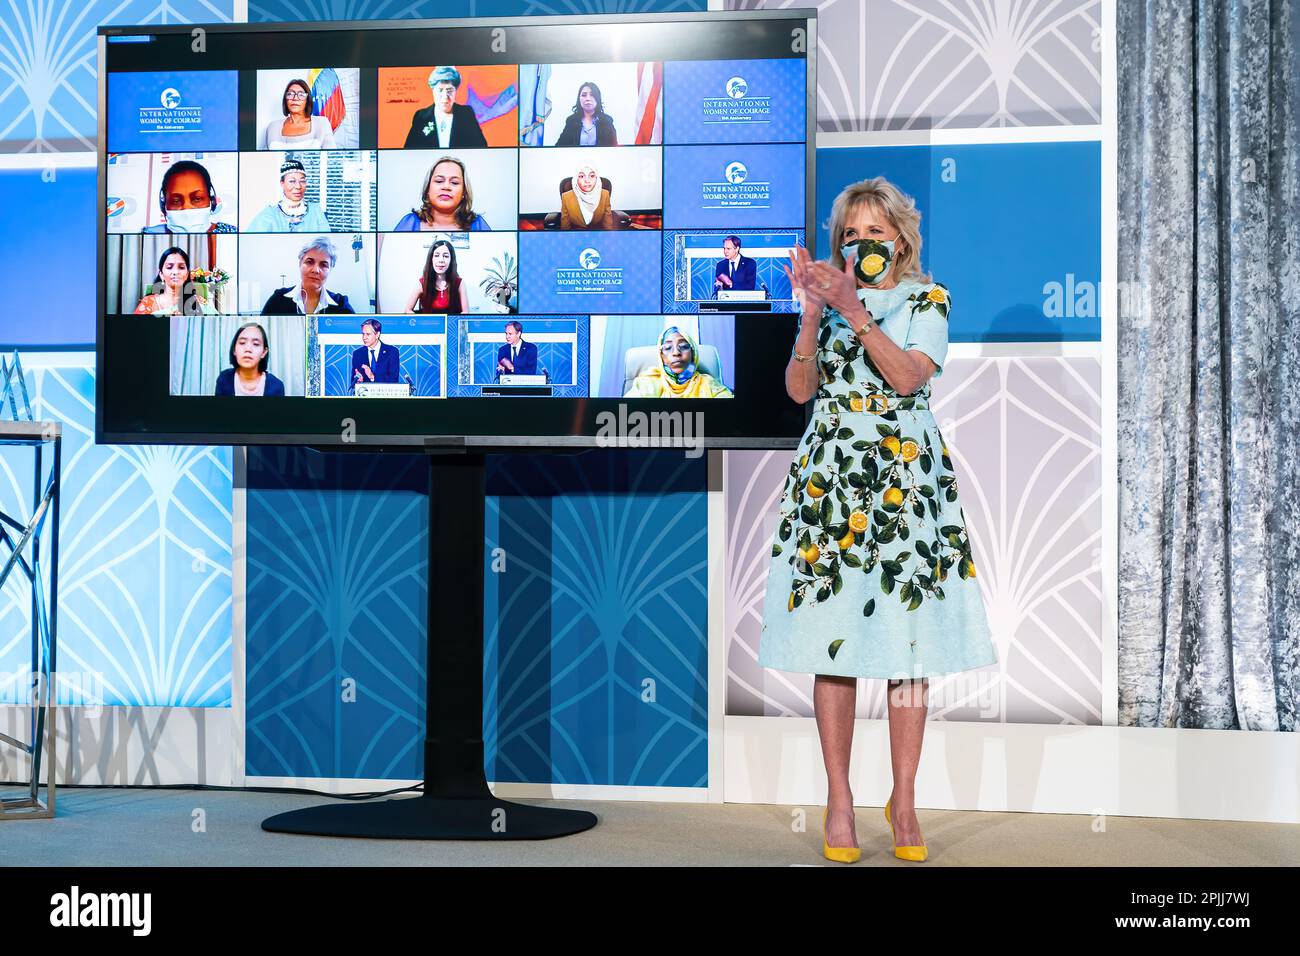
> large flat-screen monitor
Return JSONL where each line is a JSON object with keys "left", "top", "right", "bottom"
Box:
{"left": 96, "top": 10, "right": 817, "bottom": 448}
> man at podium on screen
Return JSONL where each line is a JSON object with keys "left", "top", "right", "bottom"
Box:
{"left": 496, "top": 320, "right": 537, "bottom": 377}
{"left": 352, "top": 318, "right": 401, "bottom": 386}
{"left": 714, "top": 235, "right": 756, "bottom": 294}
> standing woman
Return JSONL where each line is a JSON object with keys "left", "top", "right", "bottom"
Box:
{"left": 259, "top": 78, "right": 337, "bottom": 149}
{"left": 405, "top": 238, "right": 468, "bottom": 314}
{"left": 554, "top": 82, "right": 618, "bottom": 146}
{"left": 758, "top": 177, "right": 996, "bottom": 864}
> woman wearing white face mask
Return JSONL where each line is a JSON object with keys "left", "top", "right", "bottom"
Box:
{"left": 142, "top": 160, "right": 237, "bottom": 235}
{"left": 757, "top": 176, "right": 996, "bottom": 865}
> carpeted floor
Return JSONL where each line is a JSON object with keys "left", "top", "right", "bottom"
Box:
{"left": 2, "top": 787, "right": 1295, "bottom": 866}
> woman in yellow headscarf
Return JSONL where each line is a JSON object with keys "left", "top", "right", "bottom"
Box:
{"left": 624, "top": 326, "right": 733, "bottom": 398}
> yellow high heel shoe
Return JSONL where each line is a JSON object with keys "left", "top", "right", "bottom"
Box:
{"left": 884, "top": 797, "right": 928, "bottom": 862}
{"left": 822, "top": 808, "right": 862, "bottom": 864}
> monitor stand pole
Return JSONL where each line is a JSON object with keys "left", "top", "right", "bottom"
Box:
{"left": 262, "top": 451, "right": 598, "bottom": 839}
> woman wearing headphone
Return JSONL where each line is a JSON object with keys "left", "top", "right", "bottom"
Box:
{"left": 141, "top": 160, "right": 237, "bottom": 235}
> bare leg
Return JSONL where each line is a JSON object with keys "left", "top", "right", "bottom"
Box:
{"left": 885, "top": 677, "right": 928, "bottom": 845}
{"left": 814, "top": 673, "right": 857, "bottom": 848}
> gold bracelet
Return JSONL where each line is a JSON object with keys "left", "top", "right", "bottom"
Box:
{"left": 793, "top": 348, "right": 815, "bottom": 362}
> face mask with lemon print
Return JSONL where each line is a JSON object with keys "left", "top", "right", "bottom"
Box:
{"left": 841, "top": 238, "right": 894, "bottom": 285}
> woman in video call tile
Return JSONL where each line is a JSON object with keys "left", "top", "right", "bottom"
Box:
{"left": 248, "top": 159, "right": 332, "bottom": 233}
{"left": 258, "top": 78, "right": 337, "bottom": 150}
{"left": 403, "top": 66, "right": 488, "bottom": 149}
{"left": 133, "top": 246, "right": 215, "bottom": 315}
{"left": 393, "top": 156, "right": 490, "bottom": 231}
{"left": 260, "top": 236, "right": 356, "bottom": 314}
{"left": 560, "top": 163, "right": 616, "bottom": 230}
{"left": 625, "top": 326, "right": 732, "bottom": 398}
{"left": 554, "top": 82, "right": 618, "bottom": 147}
{"left": 405, "top": 238, "right": 467, "bottom": 314}
{"left": 215, "top": 322, "right": 285, "bottom": 396}
{"left": 142, "top": 160, "right": 237, "bottom": 235}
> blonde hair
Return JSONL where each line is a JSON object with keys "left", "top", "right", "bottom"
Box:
{"left": 826, "top": 177, "right": 931, "bottom": 284}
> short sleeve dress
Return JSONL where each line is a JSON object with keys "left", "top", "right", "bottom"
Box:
{"left": 757, "top": 277, "right": 998, "bottom": 680}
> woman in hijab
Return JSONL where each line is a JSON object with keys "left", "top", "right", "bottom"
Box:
{"left": 624, "top": 326, "right": 733, "bottom": 398}
{"left": 559, "top": 163, "right": 616, "bottom": 230}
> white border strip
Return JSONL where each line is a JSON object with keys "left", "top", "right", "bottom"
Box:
{"left": 245, "top": 775, "right": 708, "bottom": 803}
{"left": 0, "top": 152, "right": 95, "bottom": 170}
{"left": 230, "top": 447, "right": 247, "bottom": 788}
{"left": 818, "top": 125, "right": 1104, "bottom": 149}
{"left": 947, "top": 341, "right": 1101, "bottom": 359}
{"left": 1100, "top": 0, "right": 1120, "bottom": 727}
{"left": 707, "top": 449, "right": 725, "bottom": 802}
{"left": 723, "top": 715, "right": 1300, "bottom": 823}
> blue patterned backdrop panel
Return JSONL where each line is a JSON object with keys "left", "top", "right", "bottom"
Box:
{"left": 485, "top": 450, "right": 708, "bottom": 788}
{"left": 0, "top": 0, "right": 236, "bottom": 152}
{"left": 244, "top": 446, "right": 709, "bottom": 787}
{"left": 817, "top": 141, "right": 1102, "bottom": 341}
{"left": 0, "top": 358, "right": 233, "bottom": 707}
{"left": 244, "top": 448, "right": 430, "bottom": 779}
{"left": 249, "top": 0, "right": 705, "bottom": 23}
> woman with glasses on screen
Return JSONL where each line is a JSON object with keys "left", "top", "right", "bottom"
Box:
{"left": 624, "top": 326, "right": 732, "bottom": 398}
{"left": 215, "top": 322, "right": 285, "bottom": 397}
{"left": 132, "top": 247, "right": 215, "bottom": 315}
{"left": 404, "top": 239, "right": 467, "bottom": 314}
{"left": 247, "top": 159, "right": 332, "bottom": 233}
{"left": 756, "top": 177, "right": 996, "bottom": 865}
{"left": 258, "top": 78, "right": 337, "bottom": 150}
{"left": 393, "top": 157, "right": 490, "bottom": 231}
{"left": 554, "top": 82, "right": 618, "bottom": 146}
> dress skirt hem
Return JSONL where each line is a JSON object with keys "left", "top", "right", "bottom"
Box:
{"left": 756, "top": 648, "right": 998, "bottom": 681}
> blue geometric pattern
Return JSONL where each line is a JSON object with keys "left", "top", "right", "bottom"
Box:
{"left": 0, "top": 0, "right": 237, "bottom": 152}
{"left": 484, "top": 450, "right": 708, "bottom": 787}
{"left": 0, "top": 357, "right": 233, "bottom": 706}
{"left": 243, "top": 446, "right": 709, "bottom": 787}
{"left": 243, "top": 448, "right": 429, "bottom": 779}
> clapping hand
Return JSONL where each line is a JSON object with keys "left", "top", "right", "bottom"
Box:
{"left": 783, "top": 246, "right": 825, "bottom": 316}
{"left": 806, "top": 252, "right": 863, "bottom": 316}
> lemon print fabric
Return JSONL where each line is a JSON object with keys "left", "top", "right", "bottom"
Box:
{"left": 757, "top": 278, "right": 998, "bottom": 680}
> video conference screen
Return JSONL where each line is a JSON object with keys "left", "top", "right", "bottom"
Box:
{"left": 97, "top": 12, "right": 815, "bottom": 447}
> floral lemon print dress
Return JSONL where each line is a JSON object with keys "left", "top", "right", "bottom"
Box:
{"left": 757, "top": 278, "right": 998, "bottom": 679}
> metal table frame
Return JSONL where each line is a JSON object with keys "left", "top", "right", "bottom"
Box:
{"left": 0, "top": 420, "right": 61, "bottom": 820}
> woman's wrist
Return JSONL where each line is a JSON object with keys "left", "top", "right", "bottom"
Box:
{"left": 846, "top": 304, "right": 874, "bottom": 337}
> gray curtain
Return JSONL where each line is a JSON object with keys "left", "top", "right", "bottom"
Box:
{"left": 1118, "top": 0, "right": 1300, "bottom": 729}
